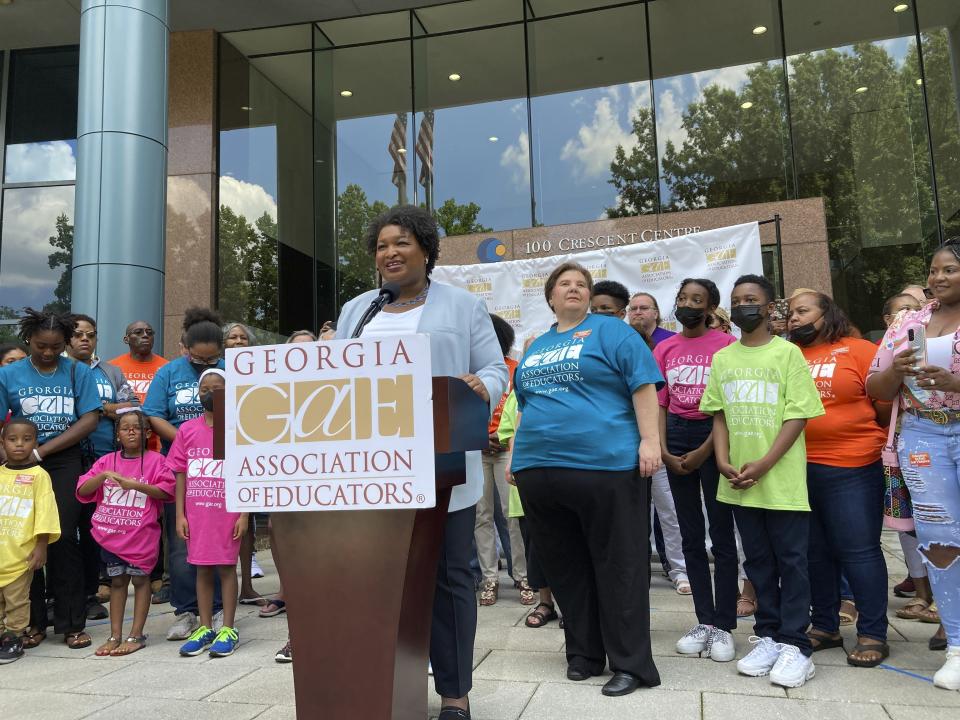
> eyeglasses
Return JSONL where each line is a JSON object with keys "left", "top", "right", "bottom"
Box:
{"left": 128, "top": 328, "right": 155, "bottom": 337}
{"left": 73, "top": 330, "right": 97, "bottom": 340}
{"left": 189, "top": 354, "right": 221, "bottom": 366}
{"left": 627, "top": 306, "right": 654, "bottom": 314}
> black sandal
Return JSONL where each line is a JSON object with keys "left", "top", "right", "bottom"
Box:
{"left": 847, "top": 641, "right": 889, "bottom": 668}
{"left": 807, "top": 630, "right": 844, "bottom": 652}
{"left": 525, "top": 602, "right": 558, "bottom": 628}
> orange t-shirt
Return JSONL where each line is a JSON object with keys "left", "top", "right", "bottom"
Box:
{"left": 109, "top": 353, "right": 169, "bottom": 452}
{"left": 800, "top": 337, "right": 885, "bottom": 467}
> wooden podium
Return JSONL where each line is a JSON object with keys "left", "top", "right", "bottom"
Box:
{"left": 262, "top": 377, "right": 488, "bottom": 720}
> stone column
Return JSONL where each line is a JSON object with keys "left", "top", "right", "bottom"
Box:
{"left": 73, "top": 0, "right": 169, "bottom": 359}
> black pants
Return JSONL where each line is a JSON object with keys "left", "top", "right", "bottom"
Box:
{"left": 29, "top": 445, "right": 87, "bottom": 635}
{"left": 665, "top": 414, "right": 738, "bottom": 631}
{"left": 516, "top": 466, "right": 660, "bottom": 686}
{"left": 79, "top": 502, "right": 101, "bottom": 597}
{"left": 431, "top": 505, "right": 477, "bottom": 699}
{"left": 734, "top": 505, "right": 812, "bottom": 656}
{"left": 518, "top": 517, "right": 548, "bottom": 591}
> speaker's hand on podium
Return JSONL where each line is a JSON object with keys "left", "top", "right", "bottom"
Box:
{"left": 460, "top": 373, "right": 489, "bottom": 403}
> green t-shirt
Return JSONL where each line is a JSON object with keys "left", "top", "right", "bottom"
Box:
{"left": 699, "top": 336, "right": 824, "bottom": 511}
{"left": 498, "top": 392, "right": 525, "bottom": 518}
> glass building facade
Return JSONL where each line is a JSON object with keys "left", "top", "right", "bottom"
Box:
{"left": 1, "top": 0, "right": 959, "bottom": 342}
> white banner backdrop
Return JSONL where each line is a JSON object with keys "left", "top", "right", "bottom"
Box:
{"left": 433, "top": 222, "right": 764, "bottom": 344}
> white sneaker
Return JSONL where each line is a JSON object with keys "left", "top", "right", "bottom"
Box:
{"left": 166, "top": 611, "right": 198, "bottom": 641}
{"left": 934, "top": 647, "right": 960, "bottom": 690}
{"left": 251, "top": 554, "right": 264, "bottom": 578}
{"left": 706, "top": 628, "right": 736, "bottom": 662}
{"left": 212, "top": 610, "right": 225, "bottom": 633}
{"left": 737, "top": 636, "right": 780, "bottom": 677}
{"left": 770, "top": 644, "right": 815, "bottom": 688}
{"left": 676, "top": 624, "right": 711, "bottom": 654}
{"left": 428, "top": 661, "right": 433, "bottom": 676}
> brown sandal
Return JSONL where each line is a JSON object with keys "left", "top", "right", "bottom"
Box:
{"left": 736, "top": 594, "right": 757, "bottom": 617}
{"left": 65, "top": 631, "right": 92, "bottom": 649}
{"left": 516, "top": 578, "right": 536, "bottom": 606}
{"left": 479, "top": 580, "right": 498, "bottom": 606}
{"left": 847, "top": 640, "right": 889, "bottom": 668}
{"left": 917, "top": 601, "right": 941, "bottom": 624}
{"left": 525, "top": 602, "right": 558, "bottom": 628}
{"left": 896, "top": 597, "right": 931, "bottom": 620}
{"left": 95, "top": 637, "right": 121, "bottom": 656}
{"left": 20, "top": 627, "right": 45, "bottom": 649}
{"left": 839, "top": 600, "right": 858, "bottom": 626}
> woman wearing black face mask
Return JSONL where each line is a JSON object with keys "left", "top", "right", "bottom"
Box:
{"left": 654, "top": 279, "right": 739, "bottom": 661}
{"left": 143, "top": 307, "right": 226, "bottom": 642}
{"left": 786, "top": 292, "right": 890, "bottom": 668}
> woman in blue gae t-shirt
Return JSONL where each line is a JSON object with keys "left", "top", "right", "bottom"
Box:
{"left": 0, "top": 309, "right": 101, "bottom": 649}
{"left": 510, "top": 261, "right": 664, "bottom": 697}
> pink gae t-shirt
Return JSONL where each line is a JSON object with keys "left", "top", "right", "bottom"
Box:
{"left": 654, "top": 329, "right": 736, "bottom": 419}
{"left": 76, "top": 451, "right": 175, "bottom": 573}
{"left": 165, "top": 416, "right": 241, "bottom": 565}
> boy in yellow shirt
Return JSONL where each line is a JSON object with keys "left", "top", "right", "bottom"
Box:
{"left": 0, "top": 418, "right": 60, "bottom": 664}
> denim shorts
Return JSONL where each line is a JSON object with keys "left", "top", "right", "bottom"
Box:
{"left": 100, "top": 548, "right": 148, "bottom": 578}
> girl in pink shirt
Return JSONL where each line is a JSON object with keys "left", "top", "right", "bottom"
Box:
{"left": 77, "top": 408, "right": 175, "bottom": 656}
{"left": 167, "top": 369, "right": 247, "bottom": 658}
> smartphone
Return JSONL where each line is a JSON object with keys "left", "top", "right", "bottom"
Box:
{"left": 907, "top": 326, "right": 927, "bottom": 365}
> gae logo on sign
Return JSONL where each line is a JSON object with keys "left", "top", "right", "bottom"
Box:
{"left": 234, "top": 377, "right": 414, "bottom": 446}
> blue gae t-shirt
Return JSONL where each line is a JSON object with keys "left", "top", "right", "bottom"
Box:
{"left": 143, "top": 356, "right": 225, "bottom": 441}
{"left": 512, "top": 313, "right": 664, "bottom": 472}
{"left": 0, "top": 357, "right": 102, "bottom": 445}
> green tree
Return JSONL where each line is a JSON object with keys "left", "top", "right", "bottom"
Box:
{"left": 607, "top": 107, "right": 658, "bottom": 218}
{"left": 605, "top": 40, "right": 958, "bottom": 332}
{"left": 432, "top": 198, "right": 492, "bottom": 236}
{"left": 337, "top": 184, "right": 387, "bottom": 308}
{"left": 46, "top": 212, "right": 73, "bottom": 314}
{"left": 217, "top": 205, "right": 279, "bottom": 334}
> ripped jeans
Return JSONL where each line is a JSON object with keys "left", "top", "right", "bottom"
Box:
{"left": 898, "top": 413, "right": 960, "bottom": 646}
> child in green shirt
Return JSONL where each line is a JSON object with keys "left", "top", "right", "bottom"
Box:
{"left": 501, "top": 391, "right": 559, "bottom": 629}
{"left": 699, "top": 274, "right": 824, "bottom": 688}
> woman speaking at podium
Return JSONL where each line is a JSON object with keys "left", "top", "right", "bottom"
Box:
{"left": 336, "top": 205, "right": 507, "bottom": 720}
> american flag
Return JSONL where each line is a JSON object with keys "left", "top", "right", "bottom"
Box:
{"left": 388, "top": 112, "right": 407, "bottom": 189}
{"left": 416, "top": 110, "right": 434, "bottom": 188}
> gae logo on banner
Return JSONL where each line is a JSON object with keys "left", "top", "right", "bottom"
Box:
{"left": 223, "top": 336, "right": 435, "bottom": 513}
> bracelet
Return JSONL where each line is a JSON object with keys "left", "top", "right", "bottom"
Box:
{"left": 32, "top": 448, "right": 42, "bottom": 462}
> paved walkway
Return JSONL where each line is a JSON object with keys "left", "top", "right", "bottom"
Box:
{"left": 4, "top": 531, "right": 959, "bottom": 719}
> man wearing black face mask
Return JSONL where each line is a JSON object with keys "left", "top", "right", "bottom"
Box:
{"left": 699, "top": 274, "right": 825, "bottom": 688}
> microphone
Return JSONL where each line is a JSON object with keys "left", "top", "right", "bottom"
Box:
{"left": 351, "top": 282, "right": 402, "bottom": 338}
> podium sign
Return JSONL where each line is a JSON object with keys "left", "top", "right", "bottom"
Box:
{"left": 222, "top": 335, "right": 435, "bottom": 512}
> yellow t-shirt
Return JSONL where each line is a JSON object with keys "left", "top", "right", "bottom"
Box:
{"left": 0, "top": 464, "right": 61, "bottom": 586}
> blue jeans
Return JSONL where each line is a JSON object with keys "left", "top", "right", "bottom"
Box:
{"left": 164, "top": 502, "right": 222, "bottom": 616}
{"left": 807, "top": 462, "right": 888, "bottom": 641}
{"left": 898, "top": 413, "right": 960, "bottom": 646}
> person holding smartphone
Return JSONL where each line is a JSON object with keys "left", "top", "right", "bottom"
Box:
{"left": 867, "top": 236, "right": 960, "bottom": 691}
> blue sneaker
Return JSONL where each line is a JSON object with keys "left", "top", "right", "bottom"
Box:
{"left": 208, "top": 627, "right": 239, "bottom": 658}
{"left": 179, "top": 626, "right": 215, "bottom": 656}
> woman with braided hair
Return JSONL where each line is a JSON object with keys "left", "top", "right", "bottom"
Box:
{"left": 868, "top": 236, "right": 960, "bottom": 690}
{"left": 0, "top": 308, "right": 101, "bottom": 649}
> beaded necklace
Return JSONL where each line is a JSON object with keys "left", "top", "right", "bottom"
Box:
{"left": 388, "top": 282, "right": 430, "bottom": 309}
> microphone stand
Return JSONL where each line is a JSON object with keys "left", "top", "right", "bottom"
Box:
{"left": 351, "top": 292, "right": 394, "bottom": 338}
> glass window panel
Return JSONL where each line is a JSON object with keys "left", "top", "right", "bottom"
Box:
{"left": 528, "top": 3, "right": 654, "bottom": 225}
{"left": 918, "top": 0, "right": 960, "bottom": 238}
{"left": 528, "top": 0, "right": 629, "bottom": 18}
{"left": 784, "top": 0, "right": 935, "bottom": 333}
{"left": 317, "top": 12, "right": 410, "bottom": 47}
{"left": 649, "top": 0, "right": 791, "bottom": 212}
{"left": 218, "top": 38, "right": 315, "bottom": 336}
{"left": 0, "top": 185, "right": 74, "bottom": 313}
{"left": 414, "top": 0, "right": 522, "bottom": 35}
{"left": 221, "top": 24, "right": 312, "bottom": 57}
{"left": 413, "top": 23, "right": 530, "bottom": 232}
{"left": 316, "top": 39, "right": 412, "bottom": 308}
{"left": 4, "top": 47, "right": 79, "bottom": 183}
